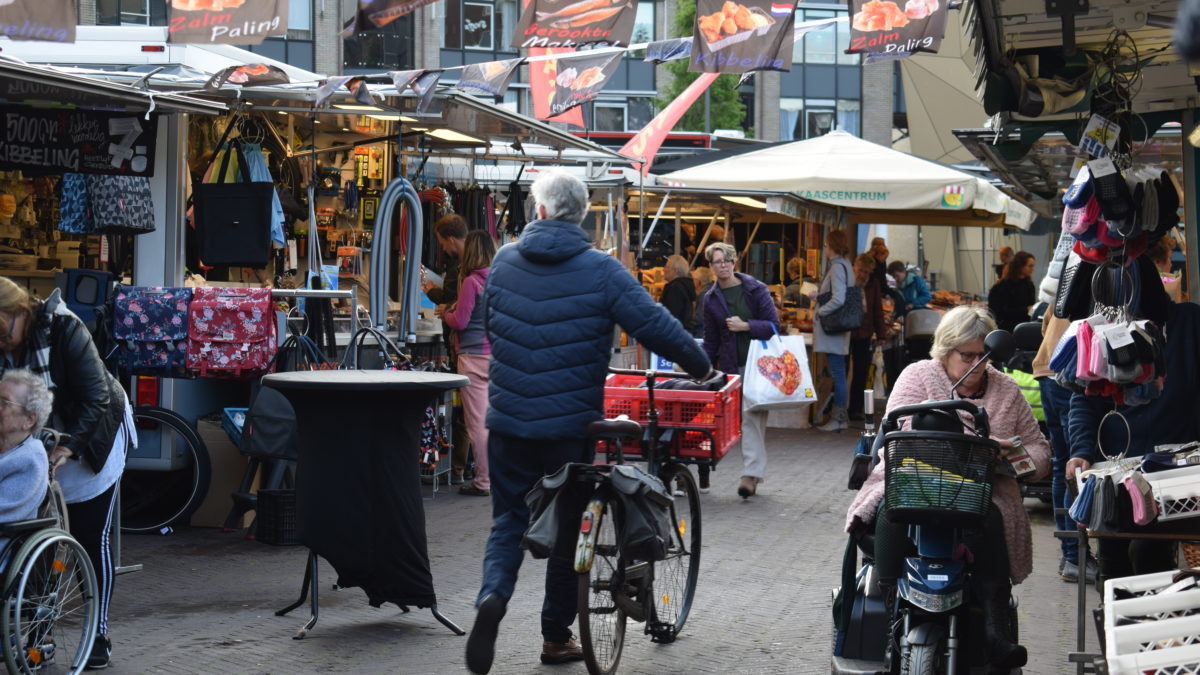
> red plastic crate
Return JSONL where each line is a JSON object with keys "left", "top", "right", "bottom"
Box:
{"left": 601, "top": 374, "right": 742, "bottom": 463}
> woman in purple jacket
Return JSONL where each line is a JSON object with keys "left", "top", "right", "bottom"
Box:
{"left": 701, "top": 242, "right": 780, "bottom": 499}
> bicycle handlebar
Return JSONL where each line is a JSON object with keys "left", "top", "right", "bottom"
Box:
{"left": 608, "top": 367, "right": 691, "bottom": 379}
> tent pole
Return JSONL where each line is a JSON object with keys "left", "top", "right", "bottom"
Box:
{"left": 639, "top": 190, "right": 672, "bottom": 253}
{"left": 674, "top": 204, "right": 682, "bottom": 256}
{"left": 690, "top": 212, "right": 720, "bottom": 267}
{"left": 637, "top": 171, "right": 645, "bottom": 270}
{"left": 739, "top": 216, "right": 762, "bottom": 272}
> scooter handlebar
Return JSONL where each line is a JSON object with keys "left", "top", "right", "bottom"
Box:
{"left": 884, "top": 398, "right": 984, "bottom": 425}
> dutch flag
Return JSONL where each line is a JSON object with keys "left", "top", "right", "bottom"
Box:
{"left": 770, "top": 2, "right": 793, "bottom": 15}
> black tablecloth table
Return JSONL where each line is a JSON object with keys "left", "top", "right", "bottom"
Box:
{"left": 264, "top": 369, "right": 468, "bottom": 638}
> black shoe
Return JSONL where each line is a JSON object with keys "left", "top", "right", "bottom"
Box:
{"left": 466, "top": 594, "right": 506, "bottom": 674}
{"left": 85, "top": 634, "right": 111, "bottom": 670}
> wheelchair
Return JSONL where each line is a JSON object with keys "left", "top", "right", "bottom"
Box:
{"left": 0, "top": 430, "right": 99, "bottom": 674}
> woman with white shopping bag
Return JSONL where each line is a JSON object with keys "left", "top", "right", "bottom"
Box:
{"left": 700, "top": 242, "right": 780, "bottom": 499}
{"left": 815, "top": 229, "right": 856, "bottom": 431}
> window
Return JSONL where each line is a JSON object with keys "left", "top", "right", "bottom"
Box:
{"left": 802, "top": 9, "right": 836, "bottom": 64}
{"left": 632, "top": 1, "right": 655, "bottom": 44}
{"left": 627, "top": 98, "right": 653, "bottom": 130}
{"left": 836, "top": 16, "right": 858, "bottom": 64}
{"left": 444, "top": 0, "right": 462, "bottom": 48}
{"left": 288, "top": 0, "right": 312, "bottom": 38}
{"left": 780, "top": 98, "right": 804, "bottom": 140}
{"left": 344, "top": 14, "right": 416, "bottom": 71}
{"left": 463, "top": 2, "right": 495, "bottom": 50}
{"left": 836, "top": 99, "right": 860, "bottom": 135}
{"left": 807, "top": 109, "right": 834, "bottom": 137}
{"left": 594, "top": 103, "right": 626, "bottom": 132}
{"left": 97, "top": 0, "right": 165, "bottom": 25}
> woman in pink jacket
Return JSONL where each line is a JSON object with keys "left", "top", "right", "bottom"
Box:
{"left": 441, "top": 231, "right": 496, "bottom": 496}
{"left": 844, "top": 305, "right": 1049, "bottom": 668}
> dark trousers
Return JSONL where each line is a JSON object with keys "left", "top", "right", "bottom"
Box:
{"left": 67, "top": 482, "right": 118, "bottom": 635}
{"left": 848, "top": 337, "right": 872, "bottom": 415}
{"left": 873, "top": 503, "right": 1010, "bottom": 584}
{"left": 477, "top": 432, "right": 589, "bottom": 643}
{"left": 1038, "top": 376, "right": 1078, "bottom": 563}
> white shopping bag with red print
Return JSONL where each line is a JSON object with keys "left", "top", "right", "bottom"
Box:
{"left": 743, "top": 331, "right": 816, "bottom": 411}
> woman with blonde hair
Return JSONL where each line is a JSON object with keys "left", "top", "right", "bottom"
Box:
{"left": 815, "top": 229, "right": 854, "bottom": 431}
{"left": 441, "top": 231, "right": 497, "bottom": 496}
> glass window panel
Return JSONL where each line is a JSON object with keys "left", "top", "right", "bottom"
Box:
{"left": 804, "top": 9, "right": 835, "bottom": 64}
{"left": 633, "top": 1, "right": 655, "bottom": 44}
{"left": 444, "top": 0, "right": 462, "bottom": 48}
{"left": 835, "top": 12, "right": 858, "bottom": 64}
{"left": 595, "top": 104, "right": 626, "bottom": 132}
{"left": 498, "top": 0, "right": 519, "bottom": 51}
{"left": 808, "top": 109, "right": 834, "bottom": 137}
{"left": 627, "top": 97, "right": 653, "bottom": 129}
{"left": 463, "top": 2, "right": 494, "bottom": 50}
{"left": 836, "top": 99, "right": 860, "bottom": 135}
{"left": 288, "top": 0, "right": 311, "bottom": 33}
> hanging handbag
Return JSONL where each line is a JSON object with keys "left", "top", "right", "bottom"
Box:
{"left": 817, "top": 262, "right": 864, "bottom": 334}
{"left": 85, "top": 174, "right": 156, "bottom": 235}
{"left": 57, "top": 173, "right": 95, "bottom": 235}
{"left": 192, "top": 145, "right": 274, "bottom": 267}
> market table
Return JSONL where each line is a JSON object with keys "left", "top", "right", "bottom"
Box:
{"left": 263, "top": 369, "right": 468, "bottom": 639}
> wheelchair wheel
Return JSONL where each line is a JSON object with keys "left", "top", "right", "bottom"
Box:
{"left": 650, "top": 462, "right": 701, "bottom": 642}
{"left": 121, "top": 406, "right": 211, "bottom": 533}
{"left": 577, "top": 496, "right": 625, "bottom": 675}
{"left": 1, "top": 529, "right": 98, "bottom": 675}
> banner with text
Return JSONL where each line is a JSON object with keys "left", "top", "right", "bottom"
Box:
{"left": 0, "top": 107, "right": 159, "bottom": 175}
{"left": 513, "top": 0, "right": 638, "bottom": 49}
{"left": 0, "top": 0, "right": 75, "bottom": 42}
{"left": 528, "top": 48, "right": 586, "bottom": 126}
{"left": 846, "top": 0, "right": 946, "bottom": 57}
{"left": 549, "top": 51, "right": 621, "bottom": 117}
{"left": 619, "top": 72, "right": 718, "bottom": 176}
{"left": 690, "top": 0, "right": 795, "bottom": 73}
{"left": 168, "top": 0, "right": 287, "bottom": 44}
{"left": 455, "top": 59, "right": 523, "bottom": 97}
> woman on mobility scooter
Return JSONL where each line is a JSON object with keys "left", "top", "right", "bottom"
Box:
{"left": 844, "top": 306, "right": 1050, "bottom": 670}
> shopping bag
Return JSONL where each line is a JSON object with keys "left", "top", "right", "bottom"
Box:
{"left": 743, "top": 330, "right": 817, "bottom": 412}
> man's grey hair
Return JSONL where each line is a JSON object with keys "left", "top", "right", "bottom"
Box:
{"left": 531, "top": 171, "right": 589, "bottom": 224}
{"left": 665, "top": 255, "right": 690, "bottom": 279}
{"left": 930, "top": 306, "right": 997, "bottom": 364}
{"left": 2, "top": 369, "right": 53, "bottom": 434}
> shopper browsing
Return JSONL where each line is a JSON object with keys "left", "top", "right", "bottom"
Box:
{"left": 424, "top": 214, "right": 471, "bottom": 484}
{"left": 815, "top": 229, "right": 854, "bottom": 432}
{"left": 988, "top": 251, "right": 1037, "bottom": 332}
{"left": 887, "top": 260, "right": 932, "bottom": 316}
{"left": 660, "top": 255, "right": 698, "bottom": 335}
{"left": 849, "top": 253, "right": 889, "bottom": 423}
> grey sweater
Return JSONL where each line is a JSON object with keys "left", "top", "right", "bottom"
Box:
{"left": 0, "top": 435, "right": 48, "bottom": 559}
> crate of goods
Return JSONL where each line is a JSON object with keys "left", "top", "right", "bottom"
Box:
{"left": 602, "top": 374, "right": 741, "bottom": 462}
{"left": 1143, "top": 464, "right": 1200, "bottom": 521}
{"left": 1104, "top": 569, "right": 1200, "bottom": 675}
{"left": 256, "top": 489, "right": 299, "bottom": 546}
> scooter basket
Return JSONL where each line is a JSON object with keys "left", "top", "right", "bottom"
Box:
{"left": 883, "top": 430, "right": 998, "bottom": 526}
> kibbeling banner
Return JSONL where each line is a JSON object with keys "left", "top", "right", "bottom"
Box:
{"left": 0, "top": 0, "right": 75, "bottom": 42}
{"left": 549, "top": 52, "right": 621, "bottom": 117}
{"left": 512, "top": 0, "right": 638, "bottom": 49}
{"left": 168, "top": 0, "right": 288, "bottom": 45}
{"left": 846, "top": 0, "right": 946, "bottom": 55}
{"left": 0, "top": 107, "right": 159, "bottom": 176}
{"left": 690, "top": 0, "right": 795, "bottom": 73}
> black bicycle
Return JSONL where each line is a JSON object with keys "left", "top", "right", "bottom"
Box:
{"left": 575, "top": 368, "right": 723, "bottom": 675}
{"left": 120, "top": 405, "right": 211, "bottom": 534}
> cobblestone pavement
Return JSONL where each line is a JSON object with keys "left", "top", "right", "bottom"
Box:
{"left": 104, "top": 425, "right": 1100, "bottom": 674}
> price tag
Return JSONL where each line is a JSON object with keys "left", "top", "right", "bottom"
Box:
{"left": 1106, "top": 324, "right": 1134, "bottom": 349}
{"left": 1088, "top": 157, "right": 1118, "bottom": 178}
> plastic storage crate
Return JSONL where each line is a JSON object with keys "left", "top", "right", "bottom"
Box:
{"left": 256, "top": 489, "right": 299, "bottom": 546}
{"left": 601, "top": 374, "right": 741, "bottom": 463}
{"left": 1143, "top": 464, "right": 1200, "bottom": 522}
{"left": 1104, "top": 568, "right": 1200, "bottom": 675}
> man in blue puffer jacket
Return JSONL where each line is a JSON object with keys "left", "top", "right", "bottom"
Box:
{"left": 465, "top": 171, "right": 712, "bottom": 674}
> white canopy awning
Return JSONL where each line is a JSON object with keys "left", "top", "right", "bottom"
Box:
{"left": 659, "top": 130, "right": 1036, "bottom": 230}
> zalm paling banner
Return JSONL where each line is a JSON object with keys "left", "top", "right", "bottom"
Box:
{"left": 689, "top": 0, "right": 795, "bottom": 73}
{"left": 168, "top": 0, "right": 288, "bottom": 44}
{"left": 512, "top": 0, "right": 639, "bottom": 49}
{"left": 846, "top": 0, "right": 947, "bottom": 56}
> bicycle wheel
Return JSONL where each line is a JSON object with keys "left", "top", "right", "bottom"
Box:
{"left": 577, "top": 497, "right": 625, "bottom": 675}
{"left": 121, "top": 406, "right": 211, "bottom": 533}
{"left": 651, "top": 462, "right": 701, "bottom": 642}
{"left": 2, "top": 529, "right": 98, "bottom": 675}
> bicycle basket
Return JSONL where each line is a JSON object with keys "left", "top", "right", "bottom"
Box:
{"left": 883, "top": 430, "right": 999, "bottom": 527}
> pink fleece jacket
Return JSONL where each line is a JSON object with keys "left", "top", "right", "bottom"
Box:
{"left": 843, "top": 359, "right": 1050, "bottom": 584}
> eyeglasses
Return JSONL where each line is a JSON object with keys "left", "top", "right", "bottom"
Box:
{"left": 955, "top": 349, "right": 988, "bottom": 364}
{"left": 710, "top": 259, "right": 734, "bottom": 267}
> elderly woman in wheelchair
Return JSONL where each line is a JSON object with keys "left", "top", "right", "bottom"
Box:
{"left": 0, "top": 369, "right": 98, "bottom": 675}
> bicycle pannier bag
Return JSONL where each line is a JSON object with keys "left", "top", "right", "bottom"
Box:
{"left": 609, "top": 464, "right": 674, "bottom": 562}
{"left": 112, "top": 286, "right": 193, "bottom": 376}
{"left": 85, "top": 175, "right": 156, "bottom": 235}
{"left": 192, "top": 147, "right": 274, "bottom": 267}
{"left": 523, "top": 463, "right": 594, "bottom": 560}
{"left": 186, "top": 287, "right": 277, "bottom": 378}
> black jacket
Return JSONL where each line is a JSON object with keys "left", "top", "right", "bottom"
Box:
{"left": 987, "top": 278, "right": 1036, "bottom": 333}
{"left": 29, "top": 294, "right": 125, "bottom": 474}
{"left": 660, "top": 276, "right": 697, "bottom": 335}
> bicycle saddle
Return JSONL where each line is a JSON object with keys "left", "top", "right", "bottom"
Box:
{"left": 587, "top": 418, "right": 643, "bottom": 442}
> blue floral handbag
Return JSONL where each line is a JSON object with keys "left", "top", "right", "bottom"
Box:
{"left": 112, "top": 286, "right": 194, "bottom": 376}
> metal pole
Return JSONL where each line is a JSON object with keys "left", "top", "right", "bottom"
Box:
{"left": 637, "top": 171, "right": 646, "bottom": 270}
{"left": 1184, "top": 109, "right": 1200, "bottom": 303}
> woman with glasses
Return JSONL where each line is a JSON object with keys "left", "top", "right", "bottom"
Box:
{"left": 844, "top": 305, "right": 1049, "bottom": 667}
{"left": 700, "top": 242, "right": 779, "bottom": 499}
{"left": 0, "top": 276, "right": 132, "bottom": 670}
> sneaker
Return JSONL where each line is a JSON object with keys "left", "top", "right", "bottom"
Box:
{"left": 459, "top": 484, "right": 490, "bottom": 497}
{"left": 1061, "top": 558, "right": 1099, "bottom": 584}
{"left": 85, "top": 634, "right": 111, "bottom": 670}
{"left": 540, "top": 636, "right": 585, "bottom": 665}
{"left": 450, "top": 472, "right": 466, "bottom": 485}
{"left": 466, "top": 594, "right": 506, "bottom": 674}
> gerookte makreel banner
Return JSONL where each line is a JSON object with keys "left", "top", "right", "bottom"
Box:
{"left": 512, "top": 0, "right": 639, "bottom": 49}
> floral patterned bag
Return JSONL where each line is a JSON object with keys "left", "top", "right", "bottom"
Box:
{"left": 186, "top": 287, "right": 277, "bottom": 378}
{"left": 112, "top": 286, "right": 194, "bottom": 376}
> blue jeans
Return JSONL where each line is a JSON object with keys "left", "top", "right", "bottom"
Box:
{"left": 1039, "top": 376, "right": 1078, "bottom": 563}
{"left": 477, "top": 432, "right": 588, "bottom": 643}
{"left": 827, "top": 353, "right": 848, "bottom": 408}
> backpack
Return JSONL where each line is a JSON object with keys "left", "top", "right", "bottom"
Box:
{"left": 241, "top": 386, "right": 299, "bottom": 460}
{"left": 186, "top": 287, "right": 277, "bottom": 378}
{"left": 112, "top": 286, "right": 193, "bottom": 376}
